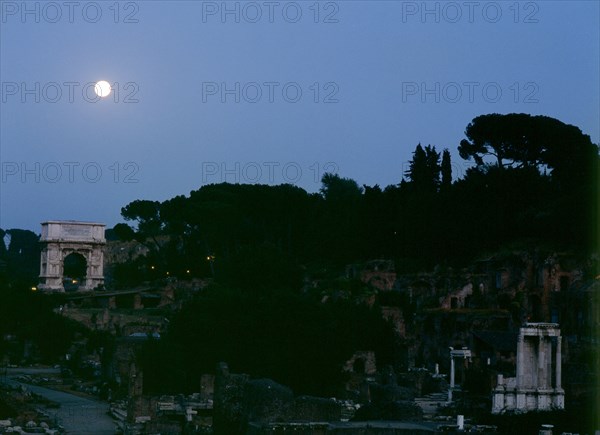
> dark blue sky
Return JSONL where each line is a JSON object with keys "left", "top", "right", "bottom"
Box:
{"left": 1, "top": 1, "right": 599, "bottom": 231}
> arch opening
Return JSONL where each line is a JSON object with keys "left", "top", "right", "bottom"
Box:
{"left": 63, "top": 252, "right": 87, "bottom": 291}
{"left": 353, "top": 358, "right": 366, "bottom": 374}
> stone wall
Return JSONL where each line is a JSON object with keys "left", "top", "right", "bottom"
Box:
{"left": 343, "top": 351, "right": 377, "bottom": 375}
{"left": 380, "top": 306, "right": 406, "bottom": 337}
{"left": 213, "top": 363, "right": 341, "bottom": 435}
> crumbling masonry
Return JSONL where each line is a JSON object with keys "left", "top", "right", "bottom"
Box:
{"left": 492, "top": 323, "right": 564, "bottom": 413}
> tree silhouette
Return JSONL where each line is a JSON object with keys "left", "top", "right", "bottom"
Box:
{"left": 405, "top": 144, "right": 441, "bottom": 193}
{"left": 458, "top": 113, "right": 599, "bottom": 182}
{"left": 441, "top": 148, "right": 452, "bottom": 190}
{"left": 121, "top": 199, "right": 164, "bottom": 251}
{"left": 320, "top": 173, "right": 363, "bottom": 202}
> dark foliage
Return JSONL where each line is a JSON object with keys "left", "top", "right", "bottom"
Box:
{"left": 114, "top": 113, "right": 598, "bottom": 282}
{"left": 140, "top": 284, "right": 396, "bottom": 397}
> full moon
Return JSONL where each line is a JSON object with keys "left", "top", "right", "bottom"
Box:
{"left": 94, "top": 80, "right": 112, "bottom": 98}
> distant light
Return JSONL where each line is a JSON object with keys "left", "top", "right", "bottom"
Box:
{"left": 186, "top": 270, "right": 190, "bottom": 274}
{"left": 94, "top": 80, "right": 112, "bottom": 98}
{"left": 151, "top": 266, "right": 155, "bottom": 270}
{"left": 31, "top": 287, "right": 37, "bottom": 291}
{"left": 166, "top": 272, "right": 170, "bottom": 275}
{"left": 72, "top": 279, "right": 77, "bottom": 284}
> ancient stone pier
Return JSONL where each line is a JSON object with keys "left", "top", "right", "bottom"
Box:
{"left": 492, "top": 323, "right": 564, "bottom": 414}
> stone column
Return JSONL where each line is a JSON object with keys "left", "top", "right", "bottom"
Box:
{"left": 450, "top": 356, "right": 455, "bottom": 388}
{"left": 555, "top": 336, "right": 561, "bottom": 389}
{"left": 448, "top": 356, "right": 455, "bottom": 402}
{"left": 492, "top": 374, "right": 505, "bottom": 414}
{"left": 515, "top": 332, "right": 527, "bottom": 410}
{"left": 537, "top": 336, "right": 545, "bottom": 389}
{"left": 516, "top": 334, "right": 525, "bottom": 387}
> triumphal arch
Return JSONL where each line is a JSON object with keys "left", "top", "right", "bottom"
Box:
{"left": 38, "top": 221, "right": 106, "bottom": 291}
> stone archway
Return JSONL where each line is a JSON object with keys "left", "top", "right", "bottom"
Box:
{"left": 38, "top": 221, "right": 106, "bottom": 292}
{"left": 63, "top": 252, "right": 88, "bottom": 291}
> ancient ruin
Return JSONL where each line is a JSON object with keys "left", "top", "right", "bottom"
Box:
{"left": 37, "top": 221, "right": 106, "bottom": 292}
{"left": 447, "top": 347, "right": 471, "bottom": 402}
{"left": 492, "top": 323, "right": 564, "bottom": 414}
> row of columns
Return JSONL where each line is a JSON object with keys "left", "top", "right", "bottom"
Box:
{"left": 516, "top": 333, "right": 561, "bottom": 390}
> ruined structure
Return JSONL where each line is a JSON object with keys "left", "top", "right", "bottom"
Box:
{"left": 492, "top": 323, "right": 564, "bottom": 414}
{"left": 213, "top": 363, "right": 342, "bottom": 434}
{"left": 358, "top": 259, "right": 397, "bottom": 291}
{"left": 38, "top": 221, "right": 105, "bottom": 291}
{"left": 447, "top": 348, "right": 471, "bottom": 402}
{"left": 440, "top": 283, "right": 474, "bottom": 310}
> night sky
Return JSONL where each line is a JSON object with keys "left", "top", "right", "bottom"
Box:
{"left": 1, "top": 1, "right": 598, "bottom": 231}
